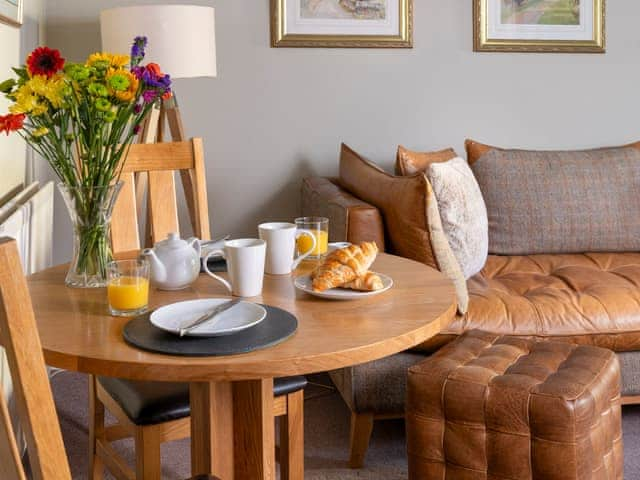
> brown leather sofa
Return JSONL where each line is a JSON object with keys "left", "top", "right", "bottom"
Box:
{"left": 302, "top": 175, "right": 640, "bottom": 467}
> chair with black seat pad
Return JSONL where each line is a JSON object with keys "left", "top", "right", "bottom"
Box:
{"left": 89, "top": 139, "right": 307, "bottom": 480}
{"left": 0, "top": 237, "right": 221, "bottom": 480}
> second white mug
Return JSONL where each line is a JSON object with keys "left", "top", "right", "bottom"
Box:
{"left": 258, "top": 222, "right": 316, "bottom": 275}
{"left": 203, "top": 238, "right": 266, "bottom": 297}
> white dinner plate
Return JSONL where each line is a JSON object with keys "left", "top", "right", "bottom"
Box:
{"left": 150, "top": 298, "right": 266, "bottom": 337}
{"left": 294, "top": 272, "right": 393, "bottom": 300}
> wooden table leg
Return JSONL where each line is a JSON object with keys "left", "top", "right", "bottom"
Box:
{"left": 189, "top": 381, "right": 234, "bottom": 478}
{"left": 233, "top": 378, "right": 275, "bottom": 480}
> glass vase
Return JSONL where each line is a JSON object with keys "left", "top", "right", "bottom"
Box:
{"left": 58, "top": 182, "right": 123, "bottom": 288}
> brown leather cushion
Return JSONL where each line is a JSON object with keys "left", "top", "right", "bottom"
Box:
{"left": 395, "top": 145, "right": 458, "bottom": 175}
{"left": 339, "top": 143, "right": 438, "bottom": 268}
{"left": 407, "top": 330, "right": 623, "bottom": 479}
{"left": 427, "top": 253, "right": 640, "bottom": 352}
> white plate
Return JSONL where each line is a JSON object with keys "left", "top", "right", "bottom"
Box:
{"left": 150, "top": 298, "right": 266, "bottom": 337}
{"left": 294, "top": 272, "right": 393, "bottom": 300}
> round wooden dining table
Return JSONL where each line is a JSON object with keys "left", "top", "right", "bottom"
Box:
{"left": 28, "top": 253, "right": 455, "bottom": 479}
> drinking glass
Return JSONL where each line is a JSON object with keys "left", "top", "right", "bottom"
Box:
{"left": 295, "top": 217, "right": 329, "bottom": 260}
{"left": 107, "top": 259, "right": 150, "bottom": 316}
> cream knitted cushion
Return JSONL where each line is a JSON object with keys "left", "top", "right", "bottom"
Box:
{"left": 426, "top": 157, "right": 488, "bottom": 278}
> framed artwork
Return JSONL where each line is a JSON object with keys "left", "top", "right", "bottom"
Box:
{"left": 0, "top": 0, "right": 22, "bottom": 27}
{"left": 271, "top": 0, "right": 412, "bottom": 48}
{"left": 474, "top": 0, "right": 605, "bottom": 53}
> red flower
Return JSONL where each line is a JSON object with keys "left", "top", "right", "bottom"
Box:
{"left": 0, "top": 113, "right": 26, "bottom": 135}
{"left": 145, "top": 63, "right": 164, "bottom": 77}
{"left": 26, "top": 47, "right": 65, "bottom": 78}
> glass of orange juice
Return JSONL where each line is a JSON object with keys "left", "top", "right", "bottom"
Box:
{"left": 107, "top": 259, "right": 150, "bottom": 317}
{"left": 295, "top": 217, "right": 329, "bottom": 260}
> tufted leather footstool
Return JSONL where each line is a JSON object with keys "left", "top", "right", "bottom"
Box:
{"left": 406, "top": 330, "right": 623, "bottom": 480}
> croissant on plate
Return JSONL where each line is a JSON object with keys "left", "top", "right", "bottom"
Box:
{"left": 311, "top": 241, "right": 378, "bottom": 292}
{"left": 341, "top": 271, "right": 384, "bottom": 291}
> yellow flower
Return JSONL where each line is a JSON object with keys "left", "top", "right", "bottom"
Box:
{"left": 9, "top": 83, "right": 48, "bottom": 116}
{"left": 110, "top": 69, "right": 139, "bottom": 103}
{"left": 26, "top": 74, "right": 66, "bottom": 108}
{"left": 32, "top": 126, "right": 49, "bottom": 137}
{"left": 87, "top": 52, "right": 130, "bottom": 69}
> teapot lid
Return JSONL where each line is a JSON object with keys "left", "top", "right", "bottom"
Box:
{"left": 156, "top": 232, "right": 189, "bottom": 250}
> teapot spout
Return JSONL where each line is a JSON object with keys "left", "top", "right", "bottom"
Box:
{"left": 141, "top": 248, "right": 167, "bottom": 283}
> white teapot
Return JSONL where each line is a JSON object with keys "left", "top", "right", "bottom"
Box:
{"left": 141, "top": 233, "right": 201, "bottom": 290}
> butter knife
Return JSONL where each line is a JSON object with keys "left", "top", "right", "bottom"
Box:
{"left": 179, "top": 299, "right": 241, "bottom": 337}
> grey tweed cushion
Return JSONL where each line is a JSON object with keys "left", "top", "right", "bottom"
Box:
{"left": 472, "top": 146, "right": 640, "bottom": 255}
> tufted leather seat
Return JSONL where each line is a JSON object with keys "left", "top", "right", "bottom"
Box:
{"left": 429, "top": 253, "right": 640, "bottom": 351}
{"left": 98, "top": 376, "right": 308, "bottom": 426}
{"left": 407, "top": 330, "right": 623, "bottom": 479}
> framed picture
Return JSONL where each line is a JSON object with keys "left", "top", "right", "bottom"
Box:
{"left": 271, "top": 0, "right": 412, "bottom": 48}
{"left": 474, "top": 0, "right": 605, "bottom": 53}
{"left": 0, "top": 0, "right": 22, "bottom": 27}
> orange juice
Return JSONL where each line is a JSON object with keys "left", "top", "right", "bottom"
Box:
{"left": 107, "top": 276, "right": 149, "bottom": 311}
{"left": 297, "top": 229, "right": 329, "bottom": 257}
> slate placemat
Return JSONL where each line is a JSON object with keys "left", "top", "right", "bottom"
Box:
{"left": 123, "top": 305, "right": 297, "bottom": 357}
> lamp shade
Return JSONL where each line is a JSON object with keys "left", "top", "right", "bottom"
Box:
{"left": 100, "top": 5, "right": 216, "bottom": 79}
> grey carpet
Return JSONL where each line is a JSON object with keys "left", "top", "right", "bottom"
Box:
{"left": 51, "top": 371, "right": 640, "bottom": 479}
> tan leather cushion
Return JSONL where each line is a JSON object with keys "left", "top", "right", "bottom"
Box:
{"left": 407, "top": 330, "right": 623, "bottom": 480}
{"left": 395, "top": 145, "right": 458, "bottom": 175}
{"left": 434, "top": 253, "right": 640, "bottom": 352}
{"left": 338, "top": 144, "right": 469, "bottom": 313}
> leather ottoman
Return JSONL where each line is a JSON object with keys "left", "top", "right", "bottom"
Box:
{"left": 406, "top": 330, "right": 623, "bottom": 480}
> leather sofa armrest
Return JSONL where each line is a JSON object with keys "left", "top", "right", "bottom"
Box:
{"left": 301, "top": 177, "right": 385, "bottom": 250}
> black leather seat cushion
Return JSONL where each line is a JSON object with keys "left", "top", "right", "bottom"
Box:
{"left": 98, "top": 376, "right": 307, "bottom": 426}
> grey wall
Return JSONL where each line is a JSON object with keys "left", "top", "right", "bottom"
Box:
{"left": 44, "top": 0, "right": 640, "bottom": 264}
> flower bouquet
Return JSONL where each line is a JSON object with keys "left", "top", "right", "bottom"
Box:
{"left": 0, "top": 37, "right": 172, "bottom": 287}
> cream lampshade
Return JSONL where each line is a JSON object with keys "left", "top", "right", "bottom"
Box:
{"left": 100, "top": 5, "right": 217, "bottom": 79}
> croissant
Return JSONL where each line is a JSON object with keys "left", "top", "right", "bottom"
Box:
{"left": 341, "top": 271, "right": 384, "bottom": 291}
{"left": 311, "top": 242, "right": 378, "bottom": 292}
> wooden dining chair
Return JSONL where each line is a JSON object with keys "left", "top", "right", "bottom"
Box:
{"left": 90, "top": 138, "right": 306, "bottom": 480}
{"left": 0, "top": 237, "right": 220, "bottom": 480}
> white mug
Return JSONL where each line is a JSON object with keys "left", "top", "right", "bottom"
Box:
{"left": 203, "top": 239, "right": 266, "bottom": 297}
{"left": 258, "top": 222, "right": 317, "bottom": 275}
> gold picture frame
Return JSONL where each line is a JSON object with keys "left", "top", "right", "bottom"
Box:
{"left": 0, "top": 0, "right": 22, "bottom": 27}
{"left": 271, "top": 0, "right": 413, "bottom": 48}
{"left": 474, "top": 0, "right": 605, "bottom": 53}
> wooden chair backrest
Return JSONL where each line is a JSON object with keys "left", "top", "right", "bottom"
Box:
{"left": 0, "top": 238, "right": 72, "bottom": 480}
{"left": 111, "top": 138, "right": 211, "bottom": 253}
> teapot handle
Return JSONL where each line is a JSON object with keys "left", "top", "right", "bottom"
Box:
{"left": 187, "top": 237, "right": 201, "bottom": 257}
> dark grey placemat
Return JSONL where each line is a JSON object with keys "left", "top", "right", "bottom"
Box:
{"left": 123, "top": 305, "right": 297, "bottom": 357}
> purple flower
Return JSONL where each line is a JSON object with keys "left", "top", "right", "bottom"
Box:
{"left": 133, "top": 125, "right": 141, "bottom": 135}
{"left": 133, "top": 103, "right": 142, "bottom": 114}
{"left": 141, "top": 70, "right": 171, "bottom": 89}
{"left": 131, "top": 66, "right": 144, "bottom": 79}
{"left": 142, "top": 90, "right": 158, "bottom": 104}
{"left": 130, "top": 36, "right": 148, "bottom": 68}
